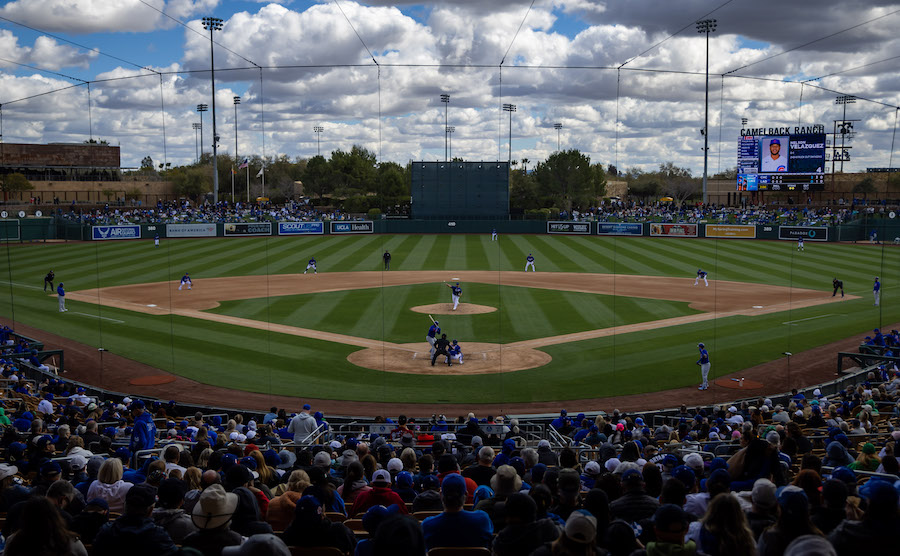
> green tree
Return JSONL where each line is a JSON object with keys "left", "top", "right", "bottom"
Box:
{"left": 658, "top": 162, "right": 699, "bottom": 205}
{"left": 330, "top": 145, "right": 377, "bottom": 197}
{"left": 853, "top": 176, "right": 877, "bottom": 199}
{"left": 532, "top": 149, "right": 605, "bottom": 213}
{"left": 510, "top": 168, "right": 540, "bottom": 212}
{"left": 302, "top": 155, "right": 333, "bottom": 201}
{"left": 0, "top": 173, "right": 34, "bottom": 201}
{"left": 169, "top": 166, "right": 210, "bottom": 200}
{"left": 141, "top": 156, "right": 154, "bottom": 170}
{"left": 83, "top": 138, "right": 109, "bottom": 145}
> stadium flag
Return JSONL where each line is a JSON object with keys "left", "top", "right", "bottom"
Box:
{"left": 231, "top": 168, "right": 236, "bottom": 175}
{"left": 238, "top": 157, "right": 249, "bottom": 169}
{"left": 256, "top": 166, "right": 264, "bottom": 178}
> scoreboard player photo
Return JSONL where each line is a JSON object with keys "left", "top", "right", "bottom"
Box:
{"left": 760, "top": 136, "right": 789, "bottom": 172}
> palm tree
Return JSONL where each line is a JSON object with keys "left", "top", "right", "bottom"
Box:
{"left": 521, "top": 158, "right": 530, "bottom": 172}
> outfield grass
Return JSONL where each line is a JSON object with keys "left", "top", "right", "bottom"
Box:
{"left": 0, "top": 234, "right": 897, "bottom": 403}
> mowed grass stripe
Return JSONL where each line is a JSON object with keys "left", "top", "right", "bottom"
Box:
{"left": 403, "top": 235, "right": 437, "bottom": 270}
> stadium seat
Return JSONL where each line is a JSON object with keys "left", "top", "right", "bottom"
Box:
{"left": 289, "top": 547, "right": 346, "bottom": 556}
{"left": 427, "top": 548, "right": 491, "bottom": 556}
{"left": 413, "top": 510, "right": 443, "bottom": 521}
{"left": 324, "top": 511, "right": 347, "bottom": 522}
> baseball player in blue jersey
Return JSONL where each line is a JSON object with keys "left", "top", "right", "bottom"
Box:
{"left": 874, "top": 277, "right": 881, "bottom": 306}
{"left": 154, "top": 233, "right": 160, "bottom": 248}
{"left": 694, "top": 269, "right": 708, "bottom": 287}
{"left": 491, "top": 228, "right": 497, "bottom": 241}
{"left": 696, "top": 342, "right": 710, "bottom": 390}
{"left": 525, "top": 253, "right": 535, "bottom": 272}
{"left": 179, "top": 272, "right": 192, "bottom": 290}
{"left": 797, "top": 237, "right": 804, "bottom": 251}
{"left": 304, "top": 257, "right": 317, "bottom": 274}
{"left": 446, "top": 282, "right": 462, "bottom": 310}
{"left": 449, "top": 340, "right": 463, "bottom": 365}
{"left": 57, "top": 282, "right": 67, "bottom": 312}
{"left": 426, "top": 321, "right": 440, "bottom": 356}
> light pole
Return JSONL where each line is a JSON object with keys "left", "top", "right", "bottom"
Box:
{"left": 202, "top": 16, "right": 223, "bottom": 205}
{"left": 192, "top": 123, "right": 201, "bottom": 163}
{"left": 835, "top": 95, "right": 856, "bottom": 174}
{"left": 196, "top": 104, "right": 208, "bottom": 158}
{"left": 440, "top": 94, "right": 450, "bottom": 161}
{"left": 697, "top": 18, "right": 717, "bottom": 205}
{"left": 232, "top": 96, "right": 240, "bottom": 202}
{"left": 314, "top": 126, "right": 324, "bottom": 157}
{"left": 503, "top": 104, "right": 516, "bottom": 164}
{"left": 554, "top": 123, "right": 563, "bottom": 152}
{"left": 446, "top": 126, "right": 455, "bottom": 160}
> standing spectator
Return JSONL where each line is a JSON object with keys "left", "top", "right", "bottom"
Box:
{"left": 129, "top": 400, "right": 156, "bottom": 454}
{"left": 3, "top": 496, "right": 88, "bottom": 556}
{"left": 87, "top": 458, "right": 134, "bottom": 514}
{"left": 287, "top": 404, "right": 317, "bottom": 444}
{"left": 92, "top": 483, "right": 178, "bottom": 556}
{"left": 422, "top": 473, "right": 493, "bottom": 550}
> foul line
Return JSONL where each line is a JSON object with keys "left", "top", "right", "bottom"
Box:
{"left": 69, "top": 312, "right": 125, "bottom": 324}
{"left": 782, "top": 314, "right": 836, "bottom": 325}
{"left": 0, "top": 281, "right": 44, "bottom": 291}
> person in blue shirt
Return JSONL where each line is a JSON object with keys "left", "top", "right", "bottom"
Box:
{"left": 525, "top": 254, "right": 535, "bottom": 272}
{"left": 446, "top": 282, "right": 462, "bottom": 311}
{"left": 874, "top": 277, "right": 881, "bottom": 306}
{"left": 57, "top": 282, "right": 67, "bottom": 312}
{"left": 426, "top": 321, "right": 440, "bottom": 356}
{"left": 129, "top": 400, "right": 157, "bottom": 455}
{"left": 178, "top": 273, "right": 192, "bottom": 291}
{"left": 697, "top": 342, "right": 710, "bottom": 390}
{"left": 422, "top": 474, "right": 493, "bottom": 550}
{"left": 448, "top": 340, "right": 463, "bottom": 365}
{"left": 491, "top": 228, "right": 497, "bottom": 241}
{"left": 154, "top": 233, "right": 160, "bottom": 248}
{"left": 304, "top": 257, "right": 317, "bottom": 274}
{"left": 694, "top": 269, "right": 708, "bottom": 287}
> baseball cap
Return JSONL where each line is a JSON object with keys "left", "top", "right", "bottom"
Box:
{"left": 584, "top": 461, "right": 602, "bottom": 476}
{"left": 751, "top": 478, "right": 777, "bottom": 510}
{"left": 621, "top": 469, "right": 643, "bottom": 483}
{"left": 126, "top": 483, "right": 158, "bottom": 510}
{"left": 441, "top": 473, "right": 467, "bottom": 498}
{"left": 222, "top": 533, "right": 290, "bottom": 556}
{"left": 387, "top": 458, "right": 403, "bottom": 473}
{"left": 372, "top": 469, "right": 391, "bottom": 485}
{"left": 85, "top": 498, "right": 109, "bottom": 512}
{"left": 565, "top": 510, "right": 597, "bottom": 543}
{"left": 68, "top": 454, "right": 88, "bottom": 472}
{"left": 40, "top": 461, "right": 62, "bottom": 477}
{"left": 653, "top": 504, "right": 688, "bottom": 532}
{"left": 770, "top": 138, "right": 780, "bottom": 145}
{"left": 672, "top": 465, "right": 696, "bottom": 489}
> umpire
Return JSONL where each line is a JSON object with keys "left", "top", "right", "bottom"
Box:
{"left": 432, "top": 334, "right": 451, "bottom": 367}
{"left": 832, "top": 277, "right": 844, "bottom": 298}
{"left": 383, "top": 250, "right": 391, "bottom": 270}
{"left": 44, "top": 270, "right": 55, "bottom": 292}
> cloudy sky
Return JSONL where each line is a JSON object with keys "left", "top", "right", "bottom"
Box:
{"left": 0, "top": 0, "right": 898, "bottom": 175}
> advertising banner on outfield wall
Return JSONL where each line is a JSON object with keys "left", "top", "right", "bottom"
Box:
{"left": 779, "top": 226, "right": 829, "bottom": 241}
{"left": 547, "top": 221, "right": 591, "bottom": 234}
{"left": 649, "top": 223, "right": 698, "bottom": 237}
{"left": 224, "top": 222, "right": 272, "bottom": 236}
{"left": 331, "top": 221, "right": 374, "bottom": 234}
{"left": 278, "top": 222, "right": 324, "bottom": 235}
{"left": 92, "top": 225, "right": 140, "bottom": 240}
{"left": 705, "top": 224, "right": 756, "bottom": 239}
{"left": 596, "top": 222, "right": 643, "bottom": 236}
{"left": 0, "top": 220, "right": 20, "bottom": 241}
{"left": 166, "top": 223, "right": 217, "bottom": 238}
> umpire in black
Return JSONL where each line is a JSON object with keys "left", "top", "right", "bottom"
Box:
{"left": 432, "top": 334, "right": 451, "bottom": 366}
{"left": 44, "top": 270, "right": 55, "bottom": 292}
{"left": 832, "top": 277, "right": 844, "bottom": 298}
{"left": 383, "top": 250, "right": 391, "bottom": 270}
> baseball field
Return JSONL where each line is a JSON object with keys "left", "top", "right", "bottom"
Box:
{"left": 0, "top": 233, "right": 896, "bottom": 406}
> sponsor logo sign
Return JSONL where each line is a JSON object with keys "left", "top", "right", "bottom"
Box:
{"left": 547, "top": 221, "right": 591, "bottom": 234}
{"left": 331, "top": 221, "right": 374, "bottom": 234}
{"left": 705, "top": 224, "right": 756, "bottom": 238}
{"left": 596, "top": 222, "right": 643, "bottom": 236}
{"left": 649, "top": 223, "right": 698, "bottom": 237}
{"left": 778, "top": 226, "right": 829, "bottom": 241}
{"left": 92, "top": 225, "right": 140, "bottom": 240}
{"left": 166, "top": 223, "right": 217, "bottom": 238}
{"left": 278, "top": 222, "right": 324, "bottom": 235}
{"left": 224, "top": 222, "right": 272, "bottom": 236}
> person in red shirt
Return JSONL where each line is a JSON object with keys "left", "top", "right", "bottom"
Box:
{"left": 349, "top": 470, "right": 409, "bottom": 517}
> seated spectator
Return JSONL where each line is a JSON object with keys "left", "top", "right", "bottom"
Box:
{"left": 531, "top": 510, "right": 598, "bottom": 556}
{"left": 436, "top": 454, "right": 478, "bottom": 504}
{"left": 684, "top": 468, "right": 731, "bottom": 517}
{"left": 3, "top": 496, "right": 88, "bottom": 556}
{"left": 151, "top": 477, "right": 197, "bottom": 543}
{"left": 221, "top": 533, "right": 291, "bottom": 556}
{"left": 474, "top": 464, "right": 521, "bottom": 531}
{"left": 537, "top": 439, "right": 559, "bottom": 466}
{"left": 602, "top": 518, "right": 643, "bottom": 555}
{"left": 549, "top": 468, "right": 583, "bottom": 522}
{"left": 757, "top": 486, "right": 824, "bottom": 556}
{"left": 92, "top": 483, "right": 178, "bottom": 556}
{"left": 0, "top": 463, "right": 30, "bottom": 513}
{"left": 492, "top": 492, "right": 560, "bottom": 556}
{"left": 393, "top": 470, "right": 417, "bottom": 503}
{"left": 87, "top": 457, "right": 134, "bottom": 513}
{"left": 71, "top": 497, "right": 110, "bottom": 545}
{"left": 829, "top": 478, "right": 900, "bottom": 553}
{"left": 350, "top": 469, "right": 408, "bottom": 517}
{"left": 811, "top": 479, "right": 849, "bottom": 535}
{"left": 412, "top": 474, "right": 443, "bottom": 513}
{"left": 691, "top": 493, "right": 756, "bottom": 556}
{"left": 744, "top": 478, "right": 778, "bottom": 540}
{"left": 371, "top": 514, "right": 427, "bottom": 556}
{"left": 848, "top": 442, "right": 880, "bottom": 472}
{"left": 184, "top": 484, "right": 242, "bottom": 555}
{"left": 609, "top": 468, "right": 659, "bottom": 523}
{"left": 266, "top": 469, "right": 310, "bottom": 530}
{"left": 304, "top": 466, "right": 346, "bottom": 515}
{"left": 281, "top": 495, "right": 356, "bottom": 553}
{"left": 422, "top": 473, "right": 493, "bottom": 550}
{"left": 462, "top": 445, "right": 497, "bottom": 486}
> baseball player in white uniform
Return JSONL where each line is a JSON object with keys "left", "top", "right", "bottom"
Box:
{"left": 797, "top": 237, "right": 804, "bottom": 251}
{"left": 525, "top": 253, "right": 535, "bottom": 272}
{"left": 304, "top": 257, "right": 317, "bottom": 274}
{"left": 179, "top": 273, "right": 192, "bottom": 290}
{"left": 491, "top": 228, "right": 497, "bottom": 241}
{"left": 446, "top": 282, "right": 462, "bottom": 310}
{"left": 694, "top": 269, "right": 708, "bottom": 287}
{"left": 449, "top": 340, "right": 463, "bottom": 365}
{"left": 154, "top": 234, "right": 160, "bottom": 248}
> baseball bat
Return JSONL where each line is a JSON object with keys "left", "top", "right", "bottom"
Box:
{"left": 428, "top": 314, "right": 436, "bottom": 325}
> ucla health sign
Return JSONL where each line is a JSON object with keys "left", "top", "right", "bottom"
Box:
{"left": 278, "top": 222, "right": 324, "bottom": 235}
{"left": 330, "top": 221, "right": 374, "bottom": 234}
{"left": 92, "top": 225, "right": 140, "bottom": 240}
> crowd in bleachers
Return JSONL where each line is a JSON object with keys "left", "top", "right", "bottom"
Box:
{"left": 2, "top": 327, "right": 900, "bottom": 555}
{"left": 586, "top": 201, "right": 857, "bottom": 227}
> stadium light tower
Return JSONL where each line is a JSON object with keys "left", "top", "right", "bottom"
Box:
{"left": 196, "top": 104, "right": 208, "bottom": 157}
{"left": 503, "top": 103, "right": 516, "bottom": 164}
{"left": 202, "top": 16, "right": 223, "bottom": 205}
{"left": 440, "top": 94, "right": 450, "bottom": 161}
{"left": 697, "top": 18, "right": 717, "bottom": 204}
{"left": 835, "top": 95, "right": 856, "bottom": 173}
{"left": 554, "top": 123, "right": 563, "bottom": 152}
{"left": 192, "top": 122, "right": 201, "bottom": 162}
{"left": 232, "top": 96, "right": 240, "bottom": 201}
{"left": 446, "top": 126, "right": 455, "bottom": 160}
{"left": 314, "top": 126, "right": 324, "bottom": 157}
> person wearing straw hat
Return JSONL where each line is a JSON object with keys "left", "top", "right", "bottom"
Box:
{"left": 183, "top": 484, "right": 241, "bottom": 555}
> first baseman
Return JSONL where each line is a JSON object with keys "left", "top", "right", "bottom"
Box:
{"left": 304, "top": 257, "right": 317, "bottom": 274}
{"left": 696, "top": 342, "right": 710, "bottom": 390}
{"left": 694, "top": 269, "right": 708, "bottom": 287}
{"left": 179, "top": 272, "right": 192, "bottom": 290}
{"left": 525, "top": 253, "right": 535, "bottom": 272}
{"left": 446, "top": 282, "right": 462, "bottom": 310}
{"left": 426, "top": 321, "right": 440, "bottom": 356}
{"left": 57, "top": 282, "right": 67, "bottom": 312}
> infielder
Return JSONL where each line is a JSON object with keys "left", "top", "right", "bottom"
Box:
{"left": 696, "top": 342, "right": 710, "bottom": 390}
{"left": 57, "top": 282, "right": 67, "bottom": 312}
{"left": 179, "top": 272, "right": 192, "bottom": 290}
{"left": 797, "top": 237, "right": 804, "bottom": 251}
{"left": 874, "top": 277, "right": 881, "bottom": 306}
{"left": 694, "top": 269, "right": 708, "bottom": 287}
{"left": 446, "top": 282, "right": 462, "bottom": 311}
{"left": 154, "top": 233, "right": 160, "bottom": 248}
{"left": 449, "top": 340, "right": 463, "bottom": 365}
{"left": 832, "top": 277, "right": 844, "bottom": 298}
{"left": 304, "top": 257, "right": 317, "bottom": 274}
{"left": 491, "top": 228, "right": 497, "bottom": 241}
{"left": 426, "top": 321, "right": 440, "bottom": 356}
{"left": 525, "top": 253, "right": 535, "bottom": 272}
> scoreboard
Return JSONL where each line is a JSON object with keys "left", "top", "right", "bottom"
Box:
{"left": 737, "top": 133, "right": 826, "bottom": 191}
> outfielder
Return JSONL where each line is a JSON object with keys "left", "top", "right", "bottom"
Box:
{"left": 154, "top": 233, "right": 160, "bottom": 248}
{"left": 797, "top": 237, "right": 804, "bottom": 251}
{"left": 694, "top": 269, "right": 708, "bottom": 287}
{"left": 525, "top": 253, "right": 535, "bottom": 272}
{"left": 491, "top": 228, "right": 497, "bottom": 241}
{"left": 696, "top": 342, "right": 710, "bottom": 390}
{"left": 426, "top": 321, "right": 440, "bottom": 356}
{"left": 179, "top": 272, "right": 192, "bottom": 290}
{"left": 449, "top": 340, "right": 463, "bottom": 365}
{"left": 304, "top": 257, "right": 317, "bottom": 274}
{"left": 874, "top": 277, "right": 881, "bottom": 306}
{"left": 446, "top": 282, "right": 462, "bottom": 310}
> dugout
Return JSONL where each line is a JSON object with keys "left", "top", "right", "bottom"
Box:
{"left": 411, "top": 161, "right": 509, "bottom": 219}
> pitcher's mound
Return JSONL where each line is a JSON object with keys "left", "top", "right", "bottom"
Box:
{"left": 411, "top": 303, "right": 497, "bottom": 315}
{"left": 348, "top": 342, "right": 550, "bottom": 375}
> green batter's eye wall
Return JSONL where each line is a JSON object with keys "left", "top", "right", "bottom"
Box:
{"left": 411, "top": 161, "right": 510, "bottom": 220}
